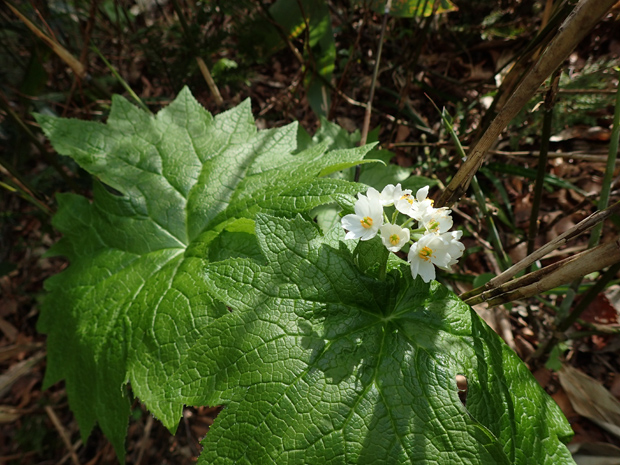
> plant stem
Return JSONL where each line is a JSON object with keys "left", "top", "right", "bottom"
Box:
{"left": 360, "top": 0, "right": 392, "bottom": 147}
{"left": 528, "top": 70, "right": 560, "bottom": 269}
{"left": 356, "top": 0, "right": 392, "bottom": 182}
{"left": 589, "top": 67, "right": 620, "bottom": 247}
{"left": 470, "top": 175, "right": 510, "bottom": 271}
{"left": 92, "top": 45, "right": 151, "bottom": 114}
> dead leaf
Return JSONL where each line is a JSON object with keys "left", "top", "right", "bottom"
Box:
{"left": 559, "top": 364, "right": 620, "bottom": 439}
{"left": 569, "top": 442, "right": 620, "bottom": 465}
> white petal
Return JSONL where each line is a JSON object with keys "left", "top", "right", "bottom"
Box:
{"left": 379, "top": 184, "right": 396, "bottom": 206}
{"left": 342, "top": 214, "right": 366, "bottom": 239}
{"left": 416, "top": 185, "right": 430, "bottom": 202}
{"left": 353, "top": 194, "right": 371, "bottom": 217}
{"left": 421, "top": 208, "right": 453, "bottom": 234}
{"left": 366, "top": 187, "right": 381, "bottom": 203}
{"left": 417, "top": 261, "right": 436, "bottom": 283}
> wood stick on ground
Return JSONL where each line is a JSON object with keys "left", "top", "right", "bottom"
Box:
{"left": 196, "top": 57, "right": 224, "bottom": 106}
{"left": 437, "top": 0, "right": 617, "bottom": 208}
{"left": 45, "top": 405, "right": 81, "bottom": 465}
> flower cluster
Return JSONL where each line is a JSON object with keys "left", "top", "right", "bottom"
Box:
{"left": 342, "top": 184, "right": 464, "bottom": 283}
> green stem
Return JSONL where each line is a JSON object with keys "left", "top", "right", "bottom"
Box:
{"left": 92, "top": 45, "right": 150, "bottom": 114}
{"left": 470, "top": 175, "right": 510, "bottom": 270}
{"left": 391, "top": 209, "right": 399, "bottom": 224}
{"left": 401, "top": 217, "right": 417, "bottom": 229}
{"left": 528, "top": 70, "right": 560, "bottom": 269}
{"left": 589, "top": 67, "right": 620, "bottom": 247}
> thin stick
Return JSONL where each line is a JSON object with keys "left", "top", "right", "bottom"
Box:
{"left": 196, "top": 57, "right": 224, "bottom": 106}
{"left": 92, "top": 45, "right": 151, "bottom": 113}
{"left": 6, "top": 1, "right": 85, "bottom": 79}
{"left": 359, "top": 0, "right": 392, "bottom": 148}
{"left": 171, "top": 0, "right": 223, "bottom": 105}
{"left": 134, "top": 414, "right": 154, "bottom": 465}
{"left": 45, "top": 405, "right": 81, "bottom": 465}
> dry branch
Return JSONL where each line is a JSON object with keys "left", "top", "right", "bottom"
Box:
{"left": 461, "top": 201, "right": 620, "bottom": 302}
{"left": 465, "top": 238, "right": 620, "bottom": 307}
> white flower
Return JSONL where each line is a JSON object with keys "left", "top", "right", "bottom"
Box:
{"left": 437, "top": 230, "right": 465, "bottom": 271}
{"left": 341, "top": 193, "right": 384, "bottom": 241}
{"left": 374, "top": 183, "right": 411, "bottom": 207}
{"left": 367, "top": 183, "right": 412, "bottom": 208}
{"left": 380, "top": 224, "right": 410, "bottom": 252}
{"left": 419, "top": 207, "right": 453, "bottom": 234}
{"left": 409, "top": 185, "right": 436, "bottom": 220}
{"left": 407, "top": 230, "right": 464, "bottom": 282}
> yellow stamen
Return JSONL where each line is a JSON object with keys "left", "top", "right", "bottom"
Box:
{"left": 419, "top": 246, "right": 433, "bottom": 262}
{"left": 428, "top": 219, "right": 439, "bottom": 231}
{"left": 360, "top": 216, "right": 373, "bottom": 229}
{"left": 389, "top": 234, "right": 400, "bottom": 245}
{"left": 400, "top": 194, "right": 414, "bottom": 205}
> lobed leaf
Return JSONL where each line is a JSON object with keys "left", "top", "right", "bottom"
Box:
{"left": 36, "top": 89, "right": 372, "bottom": 460}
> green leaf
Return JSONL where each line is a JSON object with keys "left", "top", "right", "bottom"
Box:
{"left": 167, "top": 214, "right": 574, "bottom": 464}
{"left": 354, "top": 0, "right": 457, "bottom": 17}
{"left": 35, "top": 88, "right": 372, "bottom": 460}
{"left": 486, "top": 162, "right": 588, "bottom": 195}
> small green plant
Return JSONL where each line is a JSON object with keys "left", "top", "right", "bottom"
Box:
{"left": 37, "top": 89, "right": 575, "bottom": 464}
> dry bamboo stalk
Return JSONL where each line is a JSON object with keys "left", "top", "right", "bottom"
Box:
{"left": 466, "top": 238, "right": 620, "bottom": 307}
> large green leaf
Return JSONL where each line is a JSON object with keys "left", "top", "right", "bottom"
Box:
{"left": 35, "top": 88, "right": 373, "bottom": 460}
{"left": 164, "top": 213, "right": 574, "bottom": 464}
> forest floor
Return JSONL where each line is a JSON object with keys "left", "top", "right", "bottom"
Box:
{"left": 1, "top": 1, "right": 620, "bottom": 463}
